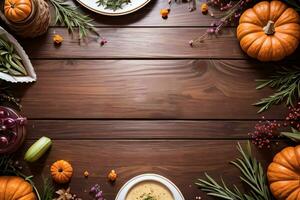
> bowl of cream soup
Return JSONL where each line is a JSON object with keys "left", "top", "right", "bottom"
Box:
{"left": 115, "top": 174, "right": 184, "bottom": 200}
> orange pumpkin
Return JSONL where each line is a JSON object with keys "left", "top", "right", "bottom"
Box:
{"left": 237, "top": 1, "right": 300, "bottom": 61}
{"left": 50, "top": 160, "right": 73, "bottom": 184}
{"left": 267, "top": 145, "right": 300, "bottom": 200}
{"left": 4, "top": 0, "right": 32, "bottom": 23}
{"left": 0, "top": 176, "right": 36, "bottom": 200}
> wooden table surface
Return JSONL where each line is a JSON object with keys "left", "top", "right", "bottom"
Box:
{"left": 12, "top": 0, "right": 297, "bottom": 199}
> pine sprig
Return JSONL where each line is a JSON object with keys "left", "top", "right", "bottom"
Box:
{"left": 196, "top": 142, "right": 273, "bottom": 200}
{"left": 49, "top": 0, "right": 99, "bottom": 39}
{"left": 254, "top": 66, "right": 300, "bottom": 113}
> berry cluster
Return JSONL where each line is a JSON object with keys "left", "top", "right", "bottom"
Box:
{"left": 249, "top": 117, "right": 280, "bottom": 148}
{"left": 284, "top": 102, "right": 300, "bottom": 130}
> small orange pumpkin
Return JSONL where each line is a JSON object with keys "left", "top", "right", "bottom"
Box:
{"left": 4, "top": 0, "right": 32, "bottom": 23}
{"left": 0, "top": 176, "right": 36, "bottom": 200}
{"left": 237, "top": 1, "right": 300, "bottom": 61}
{"left": 267, "top": 145, "right": 300, "bottom": 200}
{"left": 50, "top": 160, "right": 73, "bottom": 184}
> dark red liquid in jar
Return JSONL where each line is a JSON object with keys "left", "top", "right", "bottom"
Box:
{"left": 0, "top": 106, "right": 26, "bottom": 154}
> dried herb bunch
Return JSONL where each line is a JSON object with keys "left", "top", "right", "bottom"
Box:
{"left": 97, "top": 0, "right": 131, "bottom": 11}
{"left": 49, "top": 0, "right": 100, "bottom": 39}
{"left": 196, "top": 142, "right": 273, "bottom": 200}
{"left": 0, "top": 83, "right": 22, "bottom": 110}
{"left": 254, "top": 66, "right": 300, "bottom": 113}
{"left": 0, "top": 37, "right": 26, "bottom": 76}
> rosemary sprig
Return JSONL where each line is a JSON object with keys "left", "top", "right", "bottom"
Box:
{"left": 196, "top": 142, "right": 273, "bottom": 200}
{"left": 254, "top": 66, "right": 300, "bottom": 113}
{"left": 96, "top": 0, "right": 131, "bottom": 11}
{"left": 281, "top": 127, "right": 300, "bottom": 142}
{"left": 41, "top": 178, "right": 55, "bottom": 200}
{"left": 0, "top": 37, "right": 27, "bottom": 76}
{"left": 49, "top": 0, "right": 99, "bottom": 39}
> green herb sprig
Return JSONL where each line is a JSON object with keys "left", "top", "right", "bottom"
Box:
{"left": 196, "top": 142, "right": 273, "bottom": 200}
{"left": 281, "top": 127, "right": 300, "bottom": 142}
{"left": 0, "top": 83, "right": 22, "bottom": 110}
{"left": 0, "top": 37, "right": 27, "bottom": 76}
{"left": 49, "top": 0, "right": 99, "bottom": 39}
{"left": 254, "top": 66, "right": 300, "bottom": 113}
{"left": 96, "top": 0, "right": 131, "bottom": 11}
{"left": 41, "top": 178, "right": 55, "bottom": 200}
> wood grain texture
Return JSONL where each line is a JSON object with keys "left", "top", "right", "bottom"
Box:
{"left": 19, "top": 59, "right": 285, "bottom": 119}
{"left": 49, "top": 0, "right": 219, "bottom": 27}
{"left": 22, "top": 27, "right": 245, "bottom": 59}
{"left": 22, "top": 28, "right": 300, "bottom": 59}
{"left": 19, "top": 140, "right": 282, "bottom": 200}
{"left": 26, "top": 120, "right": 262, "bottom": 139}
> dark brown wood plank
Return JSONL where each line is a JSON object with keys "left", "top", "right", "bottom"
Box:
{"left": 19, "top": 140, "right": 281, "bottom": 200}
{"left": 22, "top": 27, "right": 246, "bottom": 59}
{"left": 49, "top": 0, "right": 218, "bottom": 27}
{"left": 19, "top": 59, "right": 285, "bottom": 119}
{"left": 26, "top": 120, "right": 261, "bottom": 139}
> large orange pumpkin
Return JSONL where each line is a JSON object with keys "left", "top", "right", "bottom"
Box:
{"left": 4, "top": 0, "right": 32, "bottom": 23}
{"left": 0, "top": 176, "right": 36, "bottom": 200}
{"left": 267, "top": 145, "right": 300, "bottom": 200}
{"left": 237, "top": 1, "right": 300, "bottom": 61}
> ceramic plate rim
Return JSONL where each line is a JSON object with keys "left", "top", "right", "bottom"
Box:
{"left": 115, "top": 173, "right": 185, "bottom": 200}
{"left": 75, "top": 0, "right": 151, "bottom": 16}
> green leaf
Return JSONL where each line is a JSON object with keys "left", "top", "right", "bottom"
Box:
{"left": 254, "top": 66, "right": 300, "bottom": 112}
{"left": 49, "top": 0, "right": 100, "bottom": 39}
{"left": 281, "top": 128, "right": 300, "bottom": 142}
{"left": 196, "top": 142, "right": 273, "bottom": 200}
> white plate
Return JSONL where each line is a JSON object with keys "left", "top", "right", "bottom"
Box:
{"left": 115, "top": 174, "right": 185, "bottom": 200}
{"left": 76, "top": 0, "right": 151, "bottom": 16}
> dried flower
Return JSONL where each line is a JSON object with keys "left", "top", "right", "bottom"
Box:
{"left": 160, "top": 9, "right": 169, "bottom": 19}
{"left": 249, "top": 117, "right": 280, "bottom": 148}
{"left": 107, "top": 169, "right": 117, "bottom": 182}
{"left": 53, "top": 187, "right": 82, "bottom": 200}
{"left": 90, "top": 184, "right": 105, "bottom": 200}
{"left": 83, "top": 170, "right": 89, "bottom": 177}
{"left": 53, "top": 34, "right": 63, "bottom": 45}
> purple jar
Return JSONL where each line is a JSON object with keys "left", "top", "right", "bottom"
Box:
{"left": 0, "top": 106, "right": 27, "bottom": 154}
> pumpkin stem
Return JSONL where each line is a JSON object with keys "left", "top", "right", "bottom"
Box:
{"left": 263, "top": 21, "right": 275, "bottom": 35}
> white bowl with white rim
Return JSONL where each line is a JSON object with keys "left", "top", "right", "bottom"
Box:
{"left": 115, "top": 173, "right": 185, "bottom": 200}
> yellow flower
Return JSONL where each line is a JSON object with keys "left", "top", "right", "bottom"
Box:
{"left": 83, "top": 170, "right": 89, "bottom": 177}
{"left": 53, "top": 34, "right": 64, "bottom": 45}
{"left": 108, "top": 169, "right": 117, "bottom": 182}
{"left": 160, "top": 9, "right": 169, "bottom": 19}
{"left": 201, "top": 3, "right": 208, "bottom": 15}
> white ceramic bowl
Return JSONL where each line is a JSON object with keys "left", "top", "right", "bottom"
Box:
{"left": 115, "top": 173, "right": 185, "bottom": 200}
